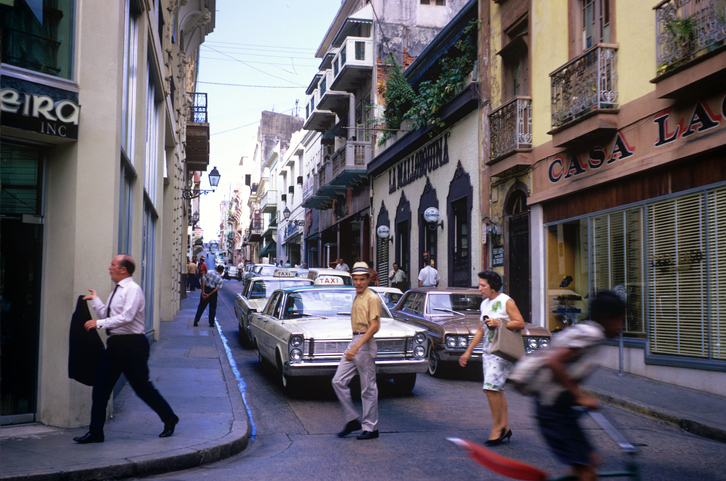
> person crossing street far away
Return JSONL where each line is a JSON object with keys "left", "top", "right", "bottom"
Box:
{"left": 332, "top": 262, "right": 381, "bottom": 440}
{"left": 74, "top": 255, "right": 178, "bottom": 444}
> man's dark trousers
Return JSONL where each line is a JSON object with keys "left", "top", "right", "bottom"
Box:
{"left": 194, "top": 287, "right": 218, "bottom": 326}
{"left": 90, "top": 335, "right": 176, "bottom": 432}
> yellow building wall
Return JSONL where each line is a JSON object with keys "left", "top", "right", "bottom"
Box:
{"left": 615, "top": 1, "right": 657, "bottom": 105}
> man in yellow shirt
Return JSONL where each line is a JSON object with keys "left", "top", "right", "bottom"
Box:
{"left": 332, "top": 262, "right": 381, "bottom": 440}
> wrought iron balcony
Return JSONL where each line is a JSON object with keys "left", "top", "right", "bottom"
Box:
{"left": 550, "top": 44, "right": 618, "bottom": 129}
{"left": 330, "top": 36, "right": 374, "bottom": 92}
{"left": 489, "top": 96, "right": 532, "bottom": 162}
{"left": 261, "top": 189, "right": 277, "bottom": 214}
{"left": 186, "top": 92, "right": 210, "bottom": 171}
{"left": 655, "top": 0, "right": 726, "bottom": 76}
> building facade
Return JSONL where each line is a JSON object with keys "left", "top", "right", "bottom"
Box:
{"left": 0, "top": 0, "right": 215, "bottom": 427}
{"left": 483, "top": 0, "right": 726, "bottom": 394}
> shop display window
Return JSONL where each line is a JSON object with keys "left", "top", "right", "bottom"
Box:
{"left": 1, "top": 0, "right": 75, "bottom": 80}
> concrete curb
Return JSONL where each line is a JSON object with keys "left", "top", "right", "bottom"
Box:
{"left": 582, "top": 387, "right": 726, "bottom": 444}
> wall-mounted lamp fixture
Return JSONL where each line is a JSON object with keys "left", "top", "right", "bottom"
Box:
{"left": 282, "top": 206, "right": 305, "bottom": 226}
{"left": 376, "top": 225, "right": 394, "bottom": 242}
{"left": 423, "top": 207, "right": 444, "bottom": 231}
{"left": 189, "top": 211, "right": 200, "bottom": 226}
{"left": 182, "top": 166, "right": 221, "bottom": 199}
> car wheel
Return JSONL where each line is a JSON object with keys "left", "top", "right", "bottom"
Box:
{"left": 392, "top": 373, "right": 416, "bottom": 394}
{"left": 427, "top": 344, "right": 443, "bottom": 377}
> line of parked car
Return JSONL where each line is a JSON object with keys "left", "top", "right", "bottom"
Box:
{"left": 233, "top": 264, "right": 552, "bottom": 396}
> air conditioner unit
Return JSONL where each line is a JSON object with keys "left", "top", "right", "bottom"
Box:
{"left": 281, "top": 194, "right": 287, "bottom": 202}
{"left": 288, "top": 186, "right": 295, "bottom": 194}
{"left": 297, "top": 176, "right": 303, "bottom": 185}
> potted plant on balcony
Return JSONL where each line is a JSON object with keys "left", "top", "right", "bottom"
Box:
{"left": 664, "top": 15, "right": 697, "bottom": 60}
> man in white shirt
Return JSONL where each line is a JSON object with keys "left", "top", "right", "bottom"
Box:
{"left": 73, "top": 255, "right": 178, "bottom": 444}
{"left": 335, "top": 258, "right": 350, "bottom": 272}
{"left": 418, "top": 259, "right": 441, "bottom": 287}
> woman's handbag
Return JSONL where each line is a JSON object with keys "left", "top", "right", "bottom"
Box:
{"left": 489, "top": 319, "right": 525, "bottom": 363}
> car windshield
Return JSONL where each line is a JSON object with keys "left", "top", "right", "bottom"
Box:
{"left": 282, "top": 289, "right": 393, "bottom": 319}
{"left": 258, "top": 266, "right": 278, "bottom": 277}
{"left": 249, "top": 279, "right": 312, "bottom": 299}
{"left": 426, "top": 293, "right": 482, "bottom": 315}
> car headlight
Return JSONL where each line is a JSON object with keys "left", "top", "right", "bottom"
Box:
{"left": 538, "top": 338, "right": 551, "bottom": 348}
{"left": 290, "top": 335, "right": 303, "bottom": 348}
{"left": 446, "top": 335, "right": 457, "bottom": 348}
{"left": 414, "top": 346, "right": 426, "bottom": 358}
{"left": 414, "top": 333, "right": 426, "bottom": 345}
{"left": 457, "top": 336, "right": 468, "bottom": 348}
{"left": 290, "top": 349, "right": 302, "bottom": 361}
{"left": 526, "top": 338, "right": 538, "bottom": 349}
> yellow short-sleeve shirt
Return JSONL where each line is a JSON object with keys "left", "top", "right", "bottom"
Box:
{"left": 350, "top": 287, "right": 381, "bottom": 333}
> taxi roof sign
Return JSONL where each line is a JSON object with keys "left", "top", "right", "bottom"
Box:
{"left": 314, "top": 275, "right": 344, "bottom": 286}
{"left": 273, "top": 269, "right": 294, "bottom": 278}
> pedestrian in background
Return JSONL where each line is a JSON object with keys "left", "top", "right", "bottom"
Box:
{"left": 459, "top": 270, "right": 525, "bottom": 446}
{"left": 335, "top": 258, "right": 350, "bottom": 272}
{"left": 186, "top": 257, "right": 197, "bottom": 292}
{"left": 418, "top": 259, "right": 440, "bottom": 287}
{"left": 74, "top": 255, "right": 178, "bottom": 444}
{"left": 333, "top": 262, "right": 382, "bottom": 440}
{"left": 367, "top": 261, "right": 379, "bottom": 286}
{"left": 198, "top": 256, "right": 207, "bottom": 280}
{"left": 194, "top": 264, "right": 224, "bottom": 327}
{"left": 389, "top": 262, "right": 407, "bottom": 291}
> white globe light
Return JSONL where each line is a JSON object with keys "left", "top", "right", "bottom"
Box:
{"left": 423, "top": 207, "right": 440, "bottom": 224}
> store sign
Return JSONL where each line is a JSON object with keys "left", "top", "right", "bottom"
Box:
{"left": 377, "top": 225, "right": 390, "bottom": 238}
{"left": 537, "top": 91, "right": 726, "bottom": 193}
{"left": 388, "top": 132, "right": 450, "bottom": 193}
{"left": 1, "top": 76, "right": 80, "bottom": 140}
{"left": 491, "top": 247, "right": 504, "bottom": 267}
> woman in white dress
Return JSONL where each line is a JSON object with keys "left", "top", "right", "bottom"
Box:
{"left": 459, "top": 270, "right": 525, "bottom": 446}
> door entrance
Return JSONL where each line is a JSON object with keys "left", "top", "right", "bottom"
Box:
{"left": 507, "top": 190, "right": 531, "bottom": 323}
{"left": 1, "top": 144, "right": 43, "bottom": 424}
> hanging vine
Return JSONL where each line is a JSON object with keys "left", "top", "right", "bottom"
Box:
{"left": 378, "top": 19, "right": 479, "bottom": 145}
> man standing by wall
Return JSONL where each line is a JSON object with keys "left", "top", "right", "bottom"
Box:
{"left": 418, "top": 259, "right": 440, "bottom": 287}
{"left": 186, "top": 257, "right": 197, "bottom": 292}
{"left": 332, "top": 262, "right": 381, "bottom": 440}
{"left": 389, "top": 262, "right": 407, "bottom": 291}
{"left": 335, "top": 258, "right": 350, "bottom": 272}
{"left": 74, "top": 255, "right": 178, "bottom": 444}
{"left": 194, "top": 264, "right": 224, "bottom": 327}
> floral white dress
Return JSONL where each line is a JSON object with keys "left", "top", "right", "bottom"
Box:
{"left": 480, "top": 293, "right": 515, "bottom": 391}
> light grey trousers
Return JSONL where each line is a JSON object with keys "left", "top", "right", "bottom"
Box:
{"left": 332, "top": 335, "right": 378, "bottom": 431}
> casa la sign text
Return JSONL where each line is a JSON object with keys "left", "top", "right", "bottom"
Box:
{"left": 548, "top": 93, "right": 725, "bottom": 184}
{"left": 389, "top": 132, "right": 450, "bottom": 193}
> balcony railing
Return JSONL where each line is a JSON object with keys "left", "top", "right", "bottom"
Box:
{"left": 655, "top": 0, "right": 726, "bottom": 75}
{"left": 302, "top": 177, "right": 314, "bottom": 202}
{"left": 261, "top": 189, "right": 277, "bottom": 214}
{"left": 331, "top": 36, "right": 374, "bottom": 92}
{"left": 331, "top": 141, "right": 370, "bottom": 181}
{"left": 489, "top": 96, "right": 532, "bottom": 161}
{"left": 550, "top": 44, "right": 618, "bottom": 129}
{"left": 188, "top": 92, "right": 208, "bottom": 123}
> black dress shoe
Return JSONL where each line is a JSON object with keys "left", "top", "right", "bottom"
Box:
{"left": 337, "top": 419, "right": 361, "bottom": 437}
{"left": 159, "top": 415, "right": 179, "bottom": 438}
{"left": 73, "top": 431, "right": 104, "bottom": 444}
{"left": 357, "top": 430, "right": 379, "bottom": 440}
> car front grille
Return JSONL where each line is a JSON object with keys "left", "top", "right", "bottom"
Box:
{"left": 306, "top": 339, "right": 408, "bottom": 357}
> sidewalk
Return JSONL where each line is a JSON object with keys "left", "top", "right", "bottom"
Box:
{"left": 2, "top": 299, "right": 726, "bottom": 481}
{"left": 0, "top": 292, "right": 251, "bottom": 481}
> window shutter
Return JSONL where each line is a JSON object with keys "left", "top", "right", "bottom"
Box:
{"left": 707, "top": 188, "right": 726, "bottom": 360}
{"left": 647, "top": 193, "right": 707, "bottom": 358}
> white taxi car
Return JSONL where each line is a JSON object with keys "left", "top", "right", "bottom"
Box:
{"left": 248, "top": 278, "right": 428, "bottom": 395}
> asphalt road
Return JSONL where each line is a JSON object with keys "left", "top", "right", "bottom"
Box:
{"left": 135, "top": 276, "right": 726, "bottom": 481}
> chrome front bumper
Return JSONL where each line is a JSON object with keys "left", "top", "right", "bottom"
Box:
{"left": 284, "top": 357, "right": 429, "bottom": 377}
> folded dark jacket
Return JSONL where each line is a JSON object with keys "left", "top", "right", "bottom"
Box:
{"left": 68, "top": 295, "right": 105, "bottom": 386}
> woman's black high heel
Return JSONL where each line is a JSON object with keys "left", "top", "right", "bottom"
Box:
{"left": 485, "top": 428, "right": 513, "bottom": 446}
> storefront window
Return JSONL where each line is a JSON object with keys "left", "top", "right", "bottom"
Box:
{"left": 547, "top": 185, "right": 726, "bottom": 362}
{"left": 1, "top": 0, "right": 75, "bottom": 79}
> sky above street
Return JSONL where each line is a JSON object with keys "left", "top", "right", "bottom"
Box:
{"left": 196, "top": 0, "right": 343, "bottom": 238}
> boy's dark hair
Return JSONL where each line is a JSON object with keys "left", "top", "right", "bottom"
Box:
{"left": 216, "top": 265, "right": 225, "bottom": 273}
{"left": 589, "top": 290, "right": 626, "bottom": 323}
{"left": 477, "top": 270, "right": 503, "bottom": 292}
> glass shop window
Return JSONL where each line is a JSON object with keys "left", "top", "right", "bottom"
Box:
{"left": 1, "top": 0, "right": 75, "bottom": 79}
